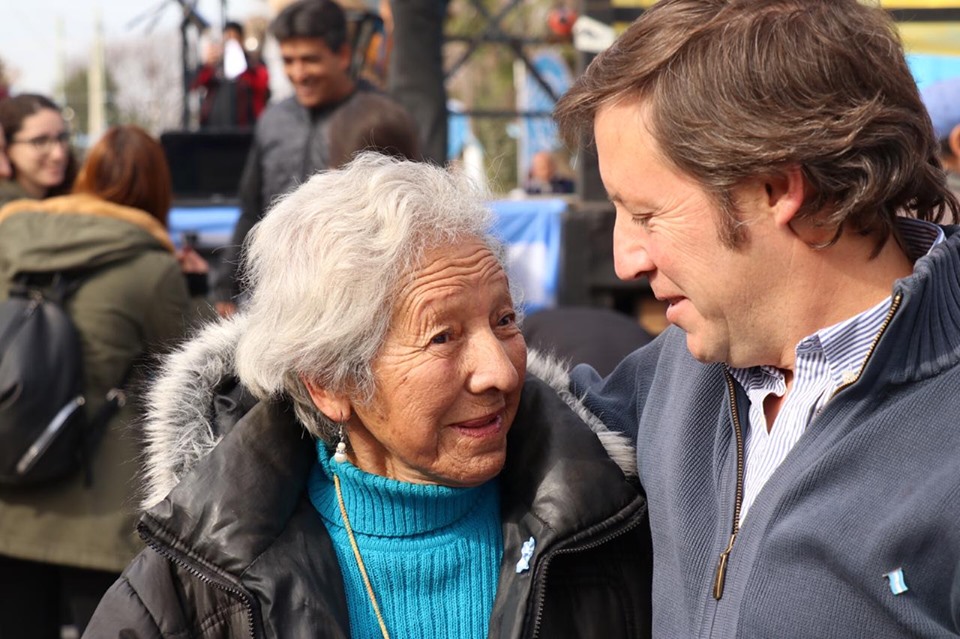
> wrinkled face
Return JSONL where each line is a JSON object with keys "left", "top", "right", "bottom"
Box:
{"left": 7, "top": 108, "right": 68, "bottom": 197}
{"left": 279, "top": 37, "right": 352, "bottom": 109}
{"left": 348, "top": 239, "right": 527, "bottom": 487}
{"left": 595, "top": 101, "right": 773, "bottom": 365}
{"left": 0, "top": 125, "right": 11, "bottom": 179}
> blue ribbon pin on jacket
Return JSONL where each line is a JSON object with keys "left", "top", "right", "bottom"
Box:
{"left": 516, "top": 536, "right": 536, "bottom": 573}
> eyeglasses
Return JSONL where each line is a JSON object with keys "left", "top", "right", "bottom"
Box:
{"left": 11, "top": 131, "right": 70, "bottom": 154}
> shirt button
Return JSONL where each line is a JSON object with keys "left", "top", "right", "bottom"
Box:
{"left": 842, "top": 370, "right": 858, "bottom": 384}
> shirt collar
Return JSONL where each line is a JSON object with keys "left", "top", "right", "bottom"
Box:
{"left": 727, "top": 217, "right": 943, "bottom": 391}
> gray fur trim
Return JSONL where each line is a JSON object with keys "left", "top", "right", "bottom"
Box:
{"left": 140, "top": 315, "right": 249, "bottom": 509}
{"left": 526, "top": 349, "right": 638, "bottom": 478}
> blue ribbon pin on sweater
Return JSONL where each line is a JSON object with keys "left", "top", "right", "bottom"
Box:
{"left": 884, "top": 568, "right": 908, "bottom": 595}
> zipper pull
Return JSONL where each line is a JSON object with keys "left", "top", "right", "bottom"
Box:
{"left": 713, "top": 533, "right": 737, "bottom": 600}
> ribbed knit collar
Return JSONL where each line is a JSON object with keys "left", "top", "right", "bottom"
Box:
{"left": 886, "top": 224, "right": 960, "bottom": 384}
{"left": 311, "top": 443, "right": 494, "bottom": 538}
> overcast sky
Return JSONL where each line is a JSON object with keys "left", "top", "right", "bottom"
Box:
{"left": 2, "top": 0, "right": 266, "bottom": 95}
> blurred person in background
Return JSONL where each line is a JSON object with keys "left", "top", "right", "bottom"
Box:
{"left": 523, "top": 150, "right": 575, "bottom": 196}
{"left": 326, "top": 90, "right": 420, "bottom": 167}
{"left": 214, "top": 0, "right": 378, "bottom": 318}
{"left": 191, "top": 20, "right": 271, "bottom": 129}
{"left": 0, "top": 126, "right": 211, "bottom": 638}
{"left": 0, "top": 94, "right": 77, "bottom": 207}
{"left": 921, "top": 75, "right": 960, "bottom": 194}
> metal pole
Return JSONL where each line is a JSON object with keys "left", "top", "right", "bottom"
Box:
{"left": 182, "top": 18, "right": 190, "bottom": 128}
{"left": 88, "top": 12, "right": 107, "bottom": 141}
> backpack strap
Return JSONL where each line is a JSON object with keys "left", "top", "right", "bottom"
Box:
{"left": 80, "top": 362, "right": 136, "bottom": 487}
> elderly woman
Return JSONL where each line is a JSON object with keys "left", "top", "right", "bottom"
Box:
{"left": 85, "top": 154, "right": 651, "bottom": 638}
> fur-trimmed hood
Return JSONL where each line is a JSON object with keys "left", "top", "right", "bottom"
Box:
{"left": 140, "top": 315, "right": 636, "bottom": 509}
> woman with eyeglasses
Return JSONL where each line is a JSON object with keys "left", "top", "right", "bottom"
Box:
{"left": 0, "top": 93, "right": 77, "bottom": 208}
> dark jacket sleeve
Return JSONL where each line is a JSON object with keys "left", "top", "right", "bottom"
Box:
{"left": 84, "top": 548, "right": 193, "bottom": 638}
{"left": 213, "top": 141, "right": 263, "bottom": 303}
{"left": 83, "top": 575, "right": 163, "bottom": 638}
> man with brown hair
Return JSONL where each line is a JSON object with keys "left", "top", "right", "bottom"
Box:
{"left": 554, "top": 0, "right": 960, "bottom": 636}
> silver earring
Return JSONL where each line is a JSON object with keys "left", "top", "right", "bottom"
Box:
{"left": 334, "top": 423, "right": 348, "bottom": 463}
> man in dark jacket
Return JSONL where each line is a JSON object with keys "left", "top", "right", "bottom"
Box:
{"left": 554, "top": 0, "right": 960, "bottom": 636}
{"left": 214, "top": 0, "right": 371, "bottom": 316}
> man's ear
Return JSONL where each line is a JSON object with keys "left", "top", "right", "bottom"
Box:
{"left": 764, "top": 165, "right": 806, "bottom": 228}
{"left": 301, "top": 375, "right": 351, "bottom": 423}
{"left": 337, "top": 45, "right": 352, "bottom": 74}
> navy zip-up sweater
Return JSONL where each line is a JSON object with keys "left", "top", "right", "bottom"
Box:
{"left": 571, "top": 225, "right": 960, "bottom": 638}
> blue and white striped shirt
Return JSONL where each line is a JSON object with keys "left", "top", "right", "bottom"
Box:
{"left": 729, "top": 218, "right": 943, "bottom": 525}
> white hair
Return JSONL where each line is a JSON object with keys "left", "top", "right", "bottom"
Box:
{"left": 234, "top": 153, "right": 510, "bottom": 441}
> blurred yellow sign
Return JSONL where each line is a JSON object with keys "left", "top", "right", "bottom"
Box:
{"left": 877, "top": 1, "right": 960, "bottom": 55}
{"left": 608, "top": 0, "right": 960, "bottom": 55}
{"left": 900, "top": 23, "right": 960, "bottom": 55}
{"left": 880, "top": 0, "right": 960, "bottom": 7}
{"left": 609, "top": 0, "right": 960, "bottom": 7}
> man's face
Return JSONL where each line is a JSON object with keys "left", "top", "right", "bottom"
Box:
{"left": 595, "top": 101, "right": 779, "bottom": 366}
{"left": 279, "top": 37, "right": 352, "bottom": 109}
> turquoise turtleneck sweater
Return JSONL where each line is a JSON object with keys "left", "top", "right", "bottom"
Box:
{"left": 308, "top": 444, "right": 503, "bottom": 638}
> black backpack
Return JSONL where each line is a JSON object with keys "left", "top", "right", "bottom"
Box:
{"left": 0, "top": 272, "right": 128, "bottom": 486}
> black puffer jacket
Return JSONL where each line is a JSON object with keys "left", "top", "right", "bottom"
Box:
{"left": 84, "top": 318, "right": 652, "bottom": 638}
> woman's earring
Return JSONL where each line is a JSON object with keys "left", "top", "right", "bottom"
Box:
{"left": 334, "top": 422, "right": 348, "bottom": 463}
